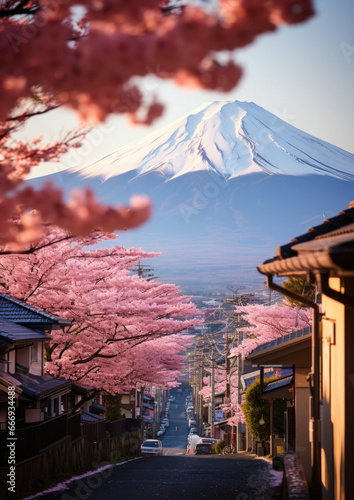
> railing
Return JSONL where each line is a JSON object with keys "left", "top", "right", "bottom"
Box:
{"left": 106, "top": 418, "right": 142, "bottom": 438}
{"left": 67, "top": 412, "right": 81, "bottom": 441}
{"left": 82, "top": 419, "right": 106, "bottom": 442}
{"left": 105, "top": 418, "right": 125, "bottom": 438}
{"left": 0, "top": 412, "right": 82, "bottom": 466}
{"left": 0, "top": 413, "right": 143, "bottom": 465}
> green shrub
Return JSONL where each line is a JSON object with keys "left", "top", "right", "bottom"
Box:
{"left": 242, "top": 377, "right": 287, "bottom": 441}
{"left": 215, "top": 440, "right": 226, "bottom": 454}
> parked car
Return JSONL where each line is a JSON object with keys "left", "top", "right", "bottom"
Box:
{"left": 195, "top": 443, "right": 212, "bottom": 455}
{"left": 157, "top": 430, "right": 164, "bottom": 437}
{"left": 198, "top": 438, "right": 218, "bottom": 446}
{"left": 190, "top": 427, "right": 198, "bottom": 434}
{"left": 141, "top": 439, "right": 163, "bottom": 456}
{"left": 188, "top": 418, "right": 197, "bottom": 427}
{"left": 197, "top": 438, "right": 218, "bottom": 451}
{"left": 162, "top": 418, "right": 169, "bottom": 428}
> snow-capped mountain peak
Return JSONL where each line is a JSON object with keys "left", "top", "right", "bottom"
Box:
{"left": 72, "top": 100, "right": 354, "bottom": 183}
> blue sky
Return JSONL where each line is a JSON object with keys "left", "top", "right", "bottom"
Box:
{"left": 27, "top": 0, "right": 354, "bottom": 179}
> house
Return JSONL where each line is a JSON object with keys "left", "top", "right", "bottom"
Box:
{"left": 0, "top": 293, "right": 144, "bottom": 495}
{"left": 120, "top": 389, "right": 137, "bottom": 418}
{"left": 0, "top": 293, "right": 73, "bottom": 426}
{"left": 255, "top": 200, "right": 354, "bottom": 500}
{"left": 247, "top": 327, "right": 312, "bottom": 478}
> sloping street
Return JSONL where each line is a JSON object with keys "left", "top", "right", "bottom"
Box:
{"left": 25, "top": 389, "right": 281, "bottom": 500}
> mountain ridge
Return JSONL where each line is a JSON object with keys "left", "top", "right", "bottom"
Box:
{"left": 71, "top": 100, "right": 354, "bottom": 183}
{"left": 29, "top": 100, "right": 354, "bottom": 291}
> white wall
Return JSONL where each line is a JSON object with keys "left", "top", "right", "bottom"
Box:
{"left": 29, "top": 342, "right": 42, "bottom": 376}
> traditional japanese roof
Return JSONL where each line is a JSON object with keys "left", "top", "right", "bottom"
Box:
{"left": 143, "top": 402, "right": 154, "bottom": 410}
{"left": 0, "top": 369, "right": 71, "bottom": 401}
{"left": 248, "top": 326, "right": 311, "bottom": 357}
{"left": 258, "top": 201, "right": 354, "bottom": 277}
{"left": 0, "top": 293, "right": 71, "bottom": 326}
{"left": 240, "top": 366, "right": 294, "bottom": 390}
{"left": 89, "top": 403, "right": 106, "bottom": 415}
{"left": 81, "top": 410, "right": 105, "bottom": 422}
{"left": 70, "top": 382, "right": 96, "bottom": 398}
{"left": 263, "top": 375, "right": 293, "bottom": 393}
{"left": 0, "top": 318, "right": 48, "bottom": 345}
{"left": 214, "top": 419, "right": 229, "bottom": 427}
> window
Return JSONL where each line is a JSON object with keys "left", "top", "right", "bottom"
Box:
{"left": 31, "top": 344, "right": 38, "bottom": 362}
{"left": 53, "top": 398, "right": 59, "bottom": 416}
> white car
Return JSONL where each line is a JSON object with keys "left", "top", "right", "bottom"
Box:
{"left": 141, "top": 439, "right": 163, "bottom": 456}
{"left": 162, "top": 418, "right": 169, "bottom": 428}
{"left": 198, "top": 438, "right": 218, "bottom": 445}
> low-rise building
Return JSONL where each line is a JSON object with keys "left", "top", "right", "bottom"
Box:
{"left": 256, "top": 200, "right": 354, "bottom": 500}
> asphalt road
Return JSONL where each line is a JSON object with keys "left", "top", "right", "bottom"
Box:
{"left": 23, "top": 389, "right": 280, "bottom": 500}
{"left": 160, "top": 388, "right": 190, "bottom": 456}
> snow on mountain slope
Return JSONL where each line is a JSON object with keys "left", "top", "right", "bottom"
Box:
{"left": 30, "top": 100, "right": 354, "bottom": 291}
{"left": 72, "top": 100, "right": 354, "bottom": 183}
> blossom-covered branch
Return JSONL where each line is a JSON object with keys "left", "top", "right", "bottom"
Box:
{"left": 0, "top": 0, "right": 315, "bottom": 247}
{"left": 0, "top": 227, "right": 200, "bottom": 392}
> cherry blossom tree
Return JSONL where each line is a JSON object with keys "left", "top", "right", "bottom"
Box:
{"left": 198, "top": 363, "right": 245, "bottom": 426}
{"left": 0, "top": 0, "right": 315, "bottom": 248}
{"left": 197, "top": 301, "right": 311, "bottom": 427}
{"left": 0, "top": 227, "right": 200, "bottom": 393}
{"left": 230, "top": 302, "right": 312, "bottom": 359}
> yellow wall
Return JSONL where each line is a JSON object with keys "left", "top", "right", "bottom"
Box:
{"left": 295, "top": 369, "right": 311, "bottom": 483}
{"left": 321, "top": 277, "right": 354, "bottom": 500}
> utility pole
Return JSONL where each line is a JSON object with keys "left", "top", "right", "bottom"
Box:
{"left": 225, "top": 321, "right": 231, "bottom": 445}
{"left": 211, "top": 344, "right": 215, "bottom": 439}
{"left": 237, "top": 353, "right": 243, "bottom": 451}
{"left": 130, "top": 261, "right": 157, "bottom": 280}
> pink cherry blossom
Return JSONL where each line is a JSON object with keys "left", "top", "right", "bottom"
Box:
{"left": 0, "top": 227, "right": 201, "bottom": 392}
{"left": 0, "top": 0, "right": 314, "bottom": 247}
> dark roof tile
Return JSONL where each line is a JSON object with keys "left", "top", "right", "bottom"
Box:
{"left": 277, "top": 205, "right": 354, "bottom": 259}
{"left": 263, "top": 375, "right": 293, "bottom": 392}
{"left": 0, "top": 369, "right": 71, "bottom": 399}
{"left": 0, "top": 318, "right": 47, "bottom": 343}
{"left": 0, "top": 293, "right": 71, "bottom": 326}
{"left": 248, "top": 326, "right": 312, "bottom": 357}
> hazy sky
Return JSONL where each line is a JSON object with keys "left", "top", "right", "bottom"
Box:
{"left": 27, "top": 0, "right": 354, "bottom": 178}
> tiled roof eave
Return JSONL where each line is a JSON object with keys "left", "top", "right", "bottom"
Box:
{"left": 257, "top": 250, "right": 354, "bottom": 278}
{"left": 0, "top": 293, "right": 72, "bottom": 326}
{"left": 247, "top": 333, "right": 312, "bottom": 361}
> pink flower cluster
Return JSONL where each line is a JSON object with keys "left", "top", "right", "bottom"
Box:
{"left": 230, "top": 302, "right": 312, "bottom": 359}
{"left": 0, "top": 0, "right": 314, "bottom": 248}
{"left": 0, "top": 227, "right": 200, "bottom": 392}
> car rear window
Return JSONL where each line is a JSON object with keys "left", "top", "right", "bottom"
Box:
{"left": 143, "top": 442, "right": 159, "bottom": 447}
{"left": 196, "top": 444, "right": 210, "bottom": 451}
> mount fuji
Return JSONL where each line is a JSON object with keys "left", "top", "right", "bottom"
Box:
{"left": 31, "top": 101, "right": 354, "bottom": 291}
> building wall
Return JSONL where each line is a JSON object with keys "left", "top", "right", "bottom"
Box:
{"left": 294, "top": 369, "right": 311, "bottom": 483}
{"left": 17, "top": 347, "right": 29, "bottom": 370}
{"left": 321, "top": 277, "right": 354, "bottom": 500}
{"left": 295, "top": 387, "right": 311, "bottom": 482}
{"left": 8, "top": 350, "right": 15, "bottom": 374}
{"left": 29, "top": 342, "right": 42, "bottom": 376}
